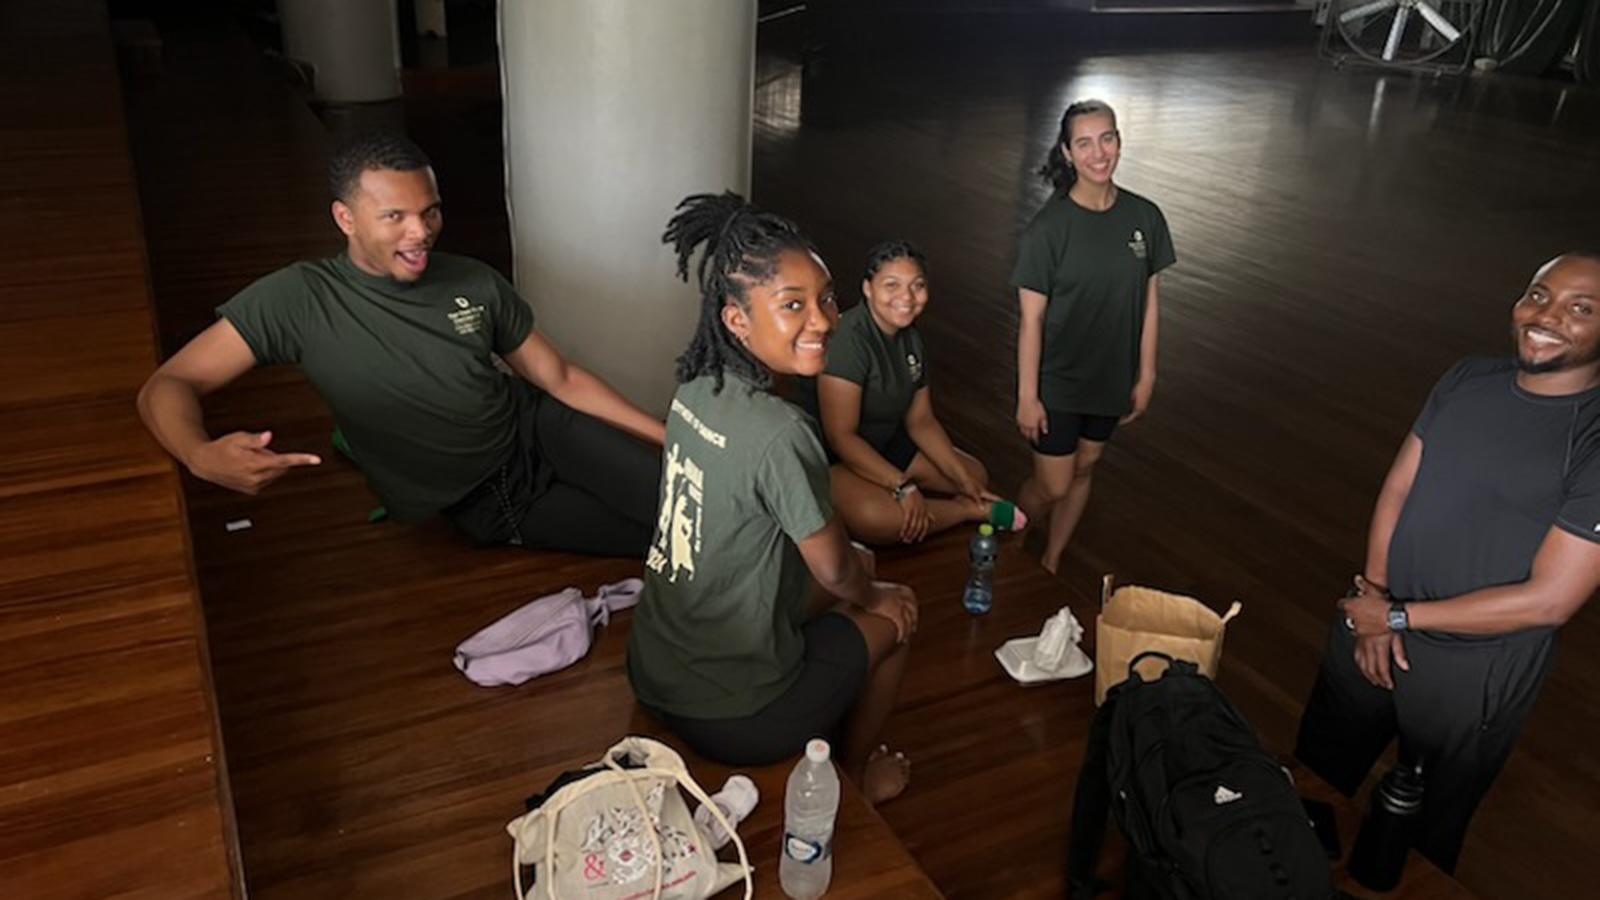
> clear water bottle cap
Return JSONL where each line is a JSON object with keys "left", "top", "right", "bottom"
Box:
{"left": 978, "top": 524, "right": 994, "bottom": 536}
{"left": 805, "top": 739, "right": 831, "bottom": 763}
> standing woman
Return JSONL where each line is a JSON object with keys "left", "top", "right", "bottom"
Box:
{"left": 809, "top": 240, "right": 1025, "bottom": 545}
{"left": 1013, "top": 99, "right": 1175, "bottom": 574}
{"left": 627, "top": 192, "right": 916, "bottom": 804}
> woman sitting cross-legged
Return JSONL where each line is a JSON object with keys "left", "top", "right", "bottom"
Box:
{"left": 802, "top": 240, "right": 1024, "bottom": 545}
{"left": 626, "top": 192, "right": 917, "bottom": 804}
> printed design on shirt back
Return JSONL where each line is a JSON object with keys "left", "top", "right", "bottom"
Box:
{"left": 1127, "top": 228, "right": 1147, "bottom": 260}
{"left": 447, "top": 295, "right": 486, "bottom": 336}
{"left": 647, "top": 398, "right": 724, "bottom": 583}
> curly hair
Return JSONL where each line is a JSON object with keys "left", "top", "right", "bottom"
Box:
{"left": 327, "top": 131, "right": 432, "bottom": 202}
{"left": 662, "top": 191, "right": 818, "bottom": 391}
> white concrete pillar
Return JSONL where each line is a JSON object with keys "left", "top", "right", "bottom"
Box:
{"left": 278, "top": 0, "right": 402, "bottom": 104}
{"left": 498, "top": 0, "right": 757, "bottom": 415}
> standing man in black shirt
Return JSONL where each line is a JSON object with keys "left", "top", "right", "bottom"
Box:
{"left": 1296, "top": 252, "right": 1600, "bottom": 874}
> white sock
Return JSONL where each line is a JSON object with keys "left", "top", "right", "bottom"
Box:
{"left": 693, "top": 774, "right": 759, "bottom": 850}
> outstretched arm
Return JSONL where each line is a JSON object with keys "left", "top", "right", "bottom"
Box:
{"left": 137, "top": 319, "right": 322, "bottom": 494}
{"left": 502, "top": 329, "right": 665, "bottom": 445}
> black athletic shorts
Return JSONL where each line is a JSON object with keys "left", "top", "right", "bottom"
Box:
{"left": 1032, "top": 410, "right": 1118, "bottom": 457}
{"left": 825, "top": 426, "right": 919, "bottom": 472}
{"left": 877, "top": 426, "right": 919, "bottom": 471}
{"left": 443, "top": 386, "right": 659, "bottom": 557}
{"left": 650, "top": 612, "right": 869, "bottom": 766}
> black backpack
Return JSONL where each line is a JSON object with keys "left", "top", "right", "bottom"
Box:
{"left": 1067, "top": 651, "right": 1333, "bottom": 900}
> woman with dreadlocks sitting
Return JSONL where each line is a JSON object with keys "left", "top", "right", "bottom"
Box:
{"left": 626, "top": 192, "right": 915, "bottom": 803}
{"left": 798, "top": 239, "right": 1025, "bottom": 545}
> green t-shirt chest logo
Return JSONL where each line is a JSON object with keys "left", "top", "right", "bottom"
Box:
{"left": 906, "top": 352, "right": 923, "bottom": 382}
{"left": 447, "top": 295, "right": 486, "bottom": 336}
{"left": 1128, "top": 229, "right": 1147, "bottom": 260}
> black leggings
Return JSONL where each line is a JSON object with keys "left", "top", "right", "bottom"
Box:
{"left": 445, "top": 388, "right": 661, "bottom": 557}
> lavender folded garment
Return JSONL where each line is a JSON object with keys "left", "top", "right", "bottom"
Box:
{"left": 453, "top": 578, "right": 642, "bottom": 686}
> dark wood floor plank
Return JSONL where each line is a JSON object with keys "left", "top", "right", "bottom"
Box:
{"left": 746, "top": 39, "right": 1598, "bottom": 899}
{"left": 0, "top": 2, "right": 241, "bottom": 898}
{"left": 0, "top": 395, "right": 170, "bottom": 499}
{"left": 115, "top": 7, "right": 1598, "bottom": 900}
{"left": 120, "top": 11, "right": 941, "bottom": 899}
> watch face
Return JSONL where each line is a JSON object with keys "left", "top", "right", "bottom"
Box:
{"left": 1387, "top": 606, "right": 1408, "bottom": 631}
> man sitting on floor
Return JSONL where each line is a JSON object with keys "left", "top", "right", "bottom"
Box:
{"left": 1296, "top": 251, "right": 1600, "bottom": 874}
{"left": 137, "top": 132, "right": 664, "bottom": 557}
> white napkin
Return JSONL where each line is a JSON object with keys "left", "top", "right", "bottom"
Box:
{"left": 1034, "top": 607, "right": 1092, "bottom": 677}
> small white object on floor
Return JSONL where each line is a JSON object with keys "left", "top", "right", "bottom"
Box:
{"left": 224, "top": 518, "right": 253, "bottom": 533}
{"left": 693, "top": 774, "right": 759, "bottom": 850}
{"left": 995, "top": 606, "right": 1093, "bottom": 685}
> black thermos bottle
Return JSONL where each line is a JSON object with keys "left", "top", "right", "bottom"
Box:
{"left": 1347, "top": 757, "right": 1426, "bottom": 891}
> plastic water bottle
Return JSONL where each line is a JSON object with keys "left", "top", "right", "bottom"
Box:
{"left": 962, "top": 524, "right": 997, "bottom": 614}
{"left": 780, "top": 739, "right": 839, "bottom": 899}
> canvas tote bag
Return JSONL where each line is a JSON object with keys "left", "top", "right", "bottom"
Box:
{"left": 507, "top": 736, "right": 753, "bottom": 900}
{"left": 1093, "top": 574, "right": 1242, "bottom": 705}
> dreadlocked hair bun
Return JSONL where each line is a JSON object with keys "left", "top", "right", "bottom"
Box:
{"left": 662, "top": 191, "right": 816, "bottom": 391}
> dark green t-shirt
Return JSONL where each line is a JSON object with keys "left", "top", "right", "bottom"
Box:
{"left": 627, "top": 372, "right": 834, "bottom": 719}
{"left": 217, "top": 252, "right": 535, "bottom": 521}
{"left": 1010, "top": 188, "right": 1175, "bottom": 416}
{"left": 817, "top": 302, "right": 928, "bottom": 451}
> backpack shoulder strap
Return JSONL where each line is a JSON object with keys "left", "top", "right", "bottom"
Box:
{"left": 1066, "top": 693, "right": 1118, "bottom": 899}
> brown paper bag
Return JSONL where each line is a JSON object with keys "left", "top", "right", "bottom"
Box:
{"left": 1094, "top": 574, "right": 1242, "bottom": 705}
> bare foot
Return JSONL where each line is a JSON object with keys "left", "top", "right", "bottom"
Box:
{"left": 970, "top": 497, "right": 1029, "bottom": 533}
{"left": 862, "top": 745, "right": 911, "bottom": 805}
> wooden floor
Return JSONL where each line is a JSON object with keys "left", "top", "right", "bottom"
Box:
{"left": 749, "top": 32, "right": 1600, "bottom": 900}
{"left": 114, "top": 7, "right": 1600, "bottom": 900}
{"left": 0, "top": 2, "right": 239, "bottom": 898}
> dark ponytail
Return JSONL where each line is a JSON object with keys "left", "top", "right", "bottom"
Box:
{"left": 662, "top": 191, "right": 817, "bottom": 391}
{"left": 1037, "top": 99, "right": 1118, "bottom": 191}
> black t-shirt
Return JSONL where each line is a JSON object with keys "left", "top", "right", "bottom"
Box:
{"left": 793, "top": 303, "right": 928, "bottom": 455}
{"left": 1389, "top": 358, "right": 1600, "bottom": 631}
{"left": 1010, "top": 187, "right": 1175, "bottom": 416}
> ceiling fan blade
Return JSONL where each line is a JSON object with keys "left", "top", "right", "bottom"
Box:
{"left": 1414, "top": 2, "right": 1463, "bottom": 44}
{"left": 1340, "top": 0, "right": 1399, "bottom": 24}
{"left": 1383, "top": 6, "right": 1412, "bottom": 61}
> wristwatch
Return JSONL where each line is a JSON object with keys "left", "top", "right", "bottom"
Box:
{"left": 1386, "top": 601, "right": 1410, "bottom": 633}
{"left": 891, "top": 479, "right": 917, "bottom": 502}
